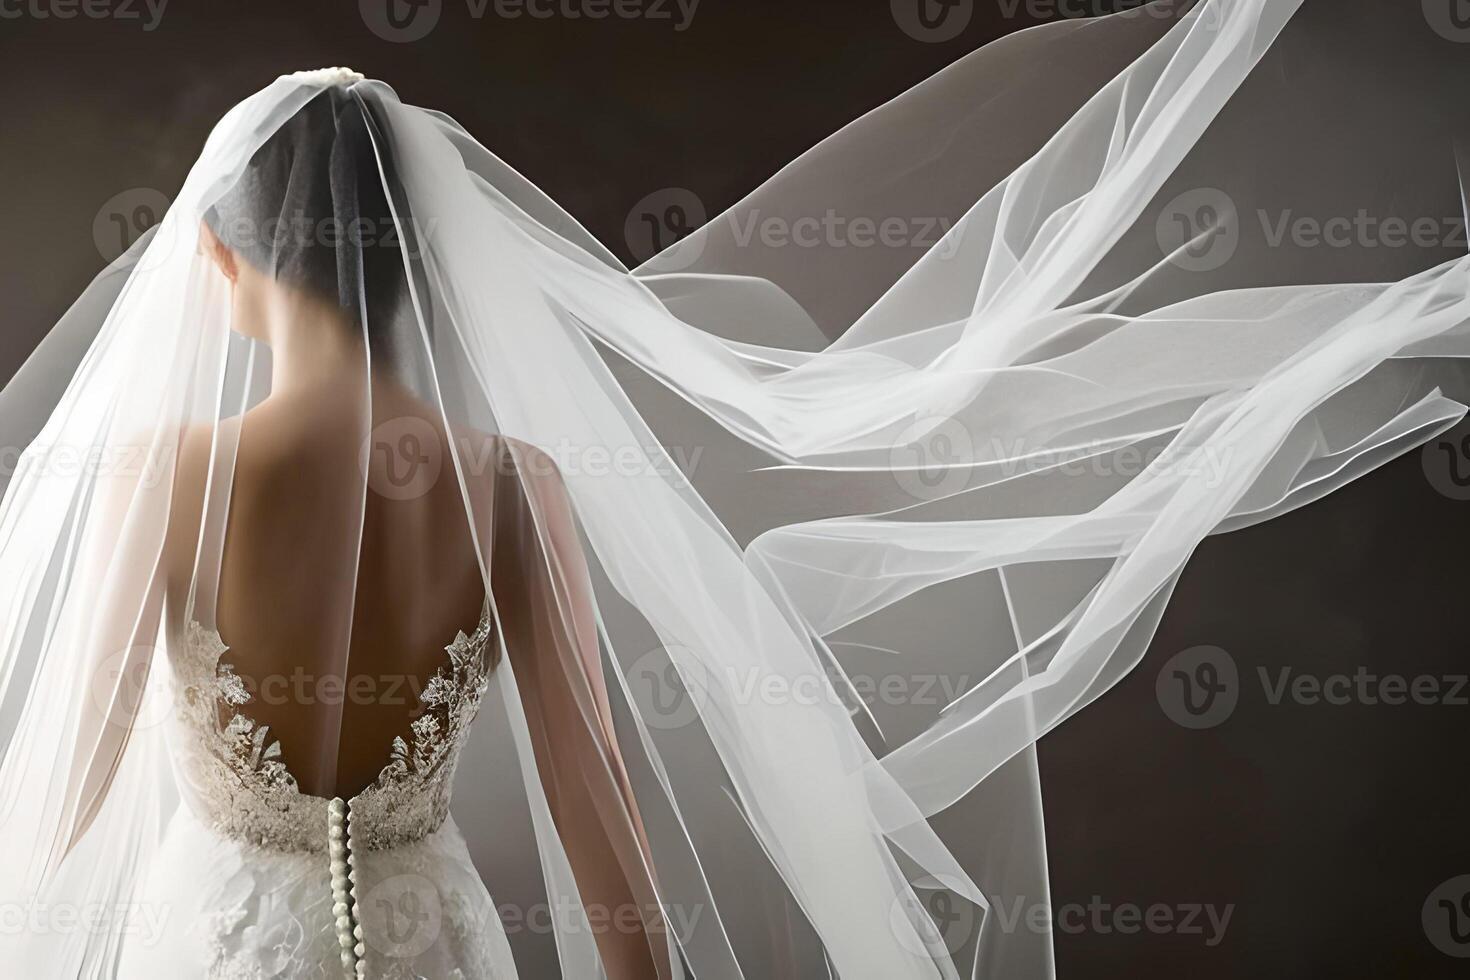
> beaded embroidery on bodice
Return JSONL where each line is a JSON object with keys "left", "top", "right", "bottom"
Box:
{"left": 169, "top": 609, "right": 495, "bottom": 853}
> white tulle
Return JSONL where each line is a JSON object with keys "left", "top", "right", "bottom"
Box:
{"left": 1, "top": 2, "right": 1467, "bottom": 977}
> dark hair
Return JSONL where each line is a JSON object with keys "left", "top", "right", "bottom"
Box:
{"left": 204, "top": 87, "right": 412, "bottom": 356}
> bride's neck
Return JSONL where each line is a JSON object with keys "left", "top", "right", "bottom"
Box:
{"left": 260, "top": 294, "right": 372, "bottom": 399}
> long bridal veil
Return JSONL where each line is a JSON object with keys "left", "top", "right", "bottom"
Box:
{"left": 2, "top": 0, "right": 1468, "bottom": 976}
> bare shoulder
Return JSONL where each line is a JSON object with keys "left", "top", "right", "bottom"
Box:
{"left": 445, "top": 428, "right": 563, "bottom": 484}
{"left": 171, "top": 417, "right": 244, "bottom": 510}
{"left": 173, "top": 406, "right": 321, "bottom": 497}
{"left": 496, "top": 435, "right": 566, "bottom": 481}
{"left": 162, "top": 417, "right": 242, "bottom": 594}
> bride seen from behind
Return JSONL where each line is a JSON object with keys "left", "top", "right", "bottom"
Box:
{"left": 70, "top": 86, "right": 669, "bottom": 979}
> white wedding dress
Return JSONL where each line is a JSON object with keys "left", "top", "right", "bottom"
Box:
{"left": 116, "top": 609, "right": 518, "bottom": 979}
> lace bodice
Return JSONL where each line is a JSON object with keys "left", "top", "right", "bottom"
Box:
{"left": 168, "top": 611, "right": 495, "bottom": 854}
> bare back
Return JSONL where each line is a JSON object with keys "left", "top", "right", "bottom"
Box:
{"left": 166, "top": 383, "right": 490, "bottom": 799}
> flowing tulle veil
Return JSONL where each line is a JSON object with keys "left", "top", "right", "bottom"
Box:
{"left": 2, "top": 1, "right": 1468, "bottom": 976}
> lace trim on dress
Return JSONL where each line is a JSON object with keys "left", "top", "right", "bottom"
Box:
{"left": 171, "top": 607, "right": 495, "bottom": 854}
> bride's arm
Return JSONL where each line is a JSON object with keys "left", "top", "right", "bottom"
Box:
{"left": 491, "top": 439, "right": 670, "bottom": 980}
{"left": 57, "top": 424, "right": 201, "bottom": 864}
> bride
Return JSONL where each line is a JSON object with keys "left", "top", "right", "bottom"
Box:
{"left": 2, "top": 2, "right": 1467, "bottom": 977}
{"left": 118, "top": 82, "right": 664, "bottom": 978}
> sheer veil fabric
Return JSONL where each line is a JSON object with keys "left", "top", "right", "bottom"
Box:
{"left": 0, "top": 1, "right": 1468, "bottom": 977}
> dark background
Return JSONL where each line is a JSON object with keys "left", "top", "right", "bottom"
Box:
{"left": 2, "top": 2, "right": 1466, "bottom": 977}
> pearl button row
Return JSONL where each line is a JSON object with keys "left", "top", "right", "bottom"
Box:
{"left": 328, "top": 797, "right": 366, "bottom": 978}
